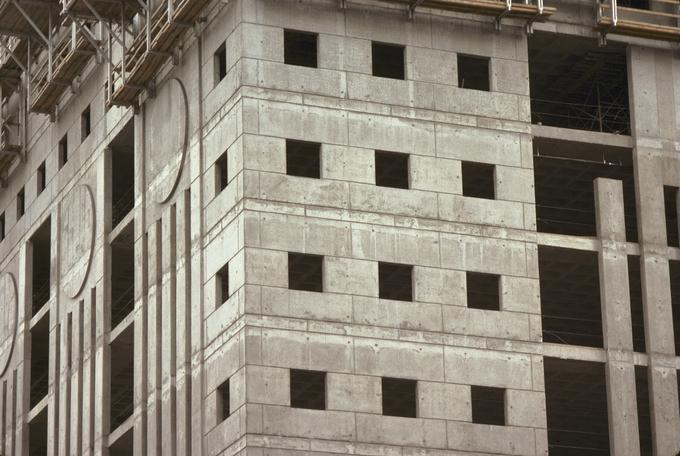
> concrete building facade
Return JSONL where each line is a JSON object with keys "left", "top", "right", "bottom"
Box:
{"left": 0, "top": 0, "right": 679, "bottom": 454}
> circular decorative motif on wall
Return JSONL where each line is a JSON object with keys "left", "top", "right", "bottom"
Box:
{"left": 0, "top": 273, "right": 17, "bottom": 378}
{"left": 61, "top": 184, "right": 95, "bottom": 299}
{"left": 153, "top": 77, "right": 189, "bottom": 204}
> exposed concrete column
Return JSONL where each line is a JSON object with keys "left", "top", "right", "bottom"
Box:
{"left": 595, "top": 177, "right": 640, "bottom": 456}
{"left": 628, "top": 44, "right": 680, "bottom": 455}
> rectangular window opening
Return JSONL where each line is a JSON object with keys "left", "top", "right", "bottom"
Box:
{"left": 108, "top": 427, "right": 133, "bottom": 456}
{"left": 30, "top": 313, "right": 50, "bottom": 409}
{"left": 539, "top": 246, "right": 603, "bottom": 348}
{"left": 665, "top": 186, "right": 679, "bottom": 247}
{"left": 0, "top": 212, "right": 5, "bottom": 241}
{"left": 58, "top": 134, "right": 68, "bottom": 169}
{"left": 215, "top": 150, "right": 229, "bottom": 193}
{"left": 471, "top": 385, "right": 505, "bottom": 425}
{"left": 462, "top": 161, "right": 495, "bottom": 200}
{"left": 466, "top": 272, "right": 500, "bottom": 311}
{"left": 457, "top": 54, "right": 490, "bottom": 91}
{"left": 109, "top": 323, "right": 134, "bottom": 431}
{"left": 635, "top": 366, "right": 653, "bottom": 456}
{"left": 669, "top": 260, "right": 680, "bottom": 356}
{"left": 533, "top": 140, "right": 637, "bottom": 241}
{"left": 284, "top": 30, "right": 318, "bottom": 68}
{"left": 290, "top": 369, "right": 326, "bottom": 410}
{"left": 288, "top": 253, "right": 323, "bottom": 293}
{"left": 16, "top": 187, "right": 24, "bottom": 219}
{"left": 544, "top": 357, "right": 610, "bottom": 455}
{"left": 286, "top": 139, "right": 321, "bottom": 179}
{"left": 216, "top": 263, "right": 229, "bottom": 307}
{"left": 37, "top": 161, "right": 46, "bottom": 195}
{"left": 30, "top": 218, "right": 51, "bottom": 315}
{"left": 111, "top": 121, "right": 135, "bottom": 228}
{"left": 214, "top": 42, "right": 227, "bottom": 85}
{"left": 110, "top": 222, "right": 135, "bottom": 329}
{"left": 378, "top": 262, "right": 413, "bottom": 302}
{"left": 628, "top": 255, "right": 646, "bottom": 353}
{"left": 81, "top": 105, "right": 91, "bottom": 141}
{"left": 28, "top": 406, "right": 48, "bottom": 455}
{"left": 217, "top": 378, "right": 230, "bottom": 421}
{"left": 375, "top": 151, "right": 409, "bottom": 189}
{"left": 529, "top": 33, "right": 629, "bottom": 134}
{"left": 381, "top": 377, "right": 417, "bottom": 418}
{"left": 372, "top": 42, "right": 405, "bottom": 80}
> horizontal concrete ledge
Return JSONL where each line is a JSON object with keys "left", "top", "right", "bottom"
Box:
{"left": 536, "top": 231, "right": 641, "bottom": 255}
{"left": 532, "top": 124, "right": 634, "bottom": 149}
{"left": 542, "top": 343, "right": 606, "bottom": 363}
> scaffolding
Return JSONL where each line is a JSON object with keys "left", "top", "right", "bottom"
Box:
{"left": 597, "top": 0, "right": 680, "bottom": 43}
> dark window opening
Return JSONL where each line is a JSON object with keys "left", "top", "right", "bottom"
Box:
{"left": 529, "top": 33, "right": 629, "bottom": 134}
{"left": 17, "top": 187, "right": 24, "bottom": 219}
{"left": 471, "top": 385, "right": 505, "bottom": 425}
{"left": 665, "top": 186, "right": 679, "bottom": 247}
{"left": 628, "top": 255, "right": 646, "bottom": 353}
{"left": 382, "top": 377, "right": 417, "bottom": 418}
{"left": 28, "top": 406, "right": 47, "bottom": 456}
{"left": 284, "top": 30, "right": 318, "bottom": 68}
{"left": 668, "top": 260, "right": 680, "bottom": 356}
{"left": 81, "top": 105, "right": 91, "bottom": 140}
{"left": 619, "top": 0, "right": 650, "bottom": 8}
{"left": 462, "top": 161, "right": 495, "bottom": 199}
{"left": 58, "top": 134, "right": 68, "bottom": 169}
{"left": 217, "top": 378, "right": 230, "bottom": 421}
{"left": 110, "top": 122, "right": 135, "bottom": 228}
{"left": 215, "top": 150, "right": 229, "bottom": 193}
{"left": 111, "top": 222, "right": 135, "bottom": 329}
{"left": 31, "top": 218, "right": 51, "bottom": 315}
{"left": 110, "top": 323, "right": 134, "bottom": 431}
{"left": 214, "top": 42, "right": 227, "bottom": 85}
{"left": 544, "top": 357, "right": 610, "bottom": 456}
{"left": 635, "top": 366, "right": 652, "bottom": 456}
{"left": 378, "top": 262, "right": 413, "bottom": 302}
{"left": 290, "top": 369, "right": 326, "bottom": 410}
{"left": 216, "top": 263, "right": 229, "bottom": 307}
{"left": 288, "top": 253, "right": 323, "bottom": 293}
{"left": 467, "top": 272, "right": 500, "bottom": 311}
{"left": 375, "top": 151, "right": 409, "bottom": 189}
{"left": 534, "top": 139, "right": 638, "bottom": 242}
{"left": 372, "top": 42, "right": 405, "bottom": 80}
{"left": 286, "top": 139, "right": 320, "bottom": 179}
{"left": 108, "top": 427, "right": 133, "bottom": 456}
{"left": 539, "top": 246, "right": 603, "bottom": 348}
{"left": 37, "top": 161, "right": 46, "bottom": 195}
{"left": 0, "top": 212, "right": 5, "bottom": 241}
{"left": 30, "top": 313, "right": 49, "bottom": 409}
{"left": 458, "top": 55, "right": 490, "bottom": 91}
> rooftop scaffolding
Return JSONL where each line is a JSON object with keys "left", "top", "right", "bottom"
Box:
{"left": 596, "top": 0, "right": 680, "bottom": 43}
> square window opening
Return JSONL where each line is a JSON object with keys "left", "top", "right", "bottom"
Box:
{"left": 286, "top": 139, "right": 321, "bottom": 179}
{"left": 378, "top": 262, "right": 413, "bottom": 302}
{"left": 466, "top": 272, "right": 500, "bottom": 311}
{"left": 471, "top": 385, "right": 505, "bottom": 425}
{"left": 372, "top": 42, "right": 405, "bottom": 80}
{"left": 290, "top": 369, "right": 326, "bottom": 410}
{"left": 381, "top": 377, "right": 417, "bottom": 418}
{"left": 217, "top": 378, "right": 230, "bottom": 421}
{"left": 288, "top": 253, "right": 323, "bottom": 293}
{"left": 58, "top": 134, "right": 68, "bottom": 169}
{"left": 457, "top": 54, "right": 490, "bottom": 91}
{"left": 375, "top": 151, "right": 409, "bottom": 189}
{"left": 214, "top": 42, "right": 227, "bottom": 85}
{"left": 462, "top": 161, "right": 495, "bottom": 199}
{"left": 284, "top": 30, "right": 318, "bottom": 68}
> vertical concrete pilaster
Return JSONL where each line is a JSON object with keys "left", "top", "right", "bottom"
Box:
{"left": 595, "top": 177, "right": 640, "bottom": 456}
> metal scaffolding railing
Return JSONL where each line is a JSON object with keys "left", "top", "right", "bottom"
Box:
{"left": 597, "top": 0, "right": 680, "bottom": 43}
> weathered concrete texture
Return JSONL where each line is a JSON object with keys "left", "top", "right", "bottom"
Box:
{"left": 0, "top": 0, "right": 678, "bottom": 455}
